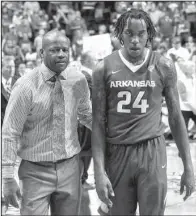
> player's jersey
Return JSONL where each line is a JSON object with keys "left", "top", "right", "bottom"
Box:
{"left": 104, "top": 49, "right": 166, "bottom": 145}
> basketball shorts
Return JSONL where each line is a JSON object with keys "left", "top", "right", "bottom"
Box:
{"left": 105, "top": 135, "right": 167, "bottom": 215}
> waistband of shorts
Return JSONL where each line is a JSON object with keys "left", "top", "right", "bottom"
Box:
{"left": 107, "top": 135, "right": 164, "bottom": 147}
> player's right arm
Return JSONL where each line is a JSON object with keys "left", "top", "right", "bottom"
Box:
{"left": 92, "top": 60, "right": 114, "bottom": 208}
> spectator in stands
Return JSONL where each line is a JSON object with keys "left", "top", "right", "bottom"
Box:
{"left": 26, "top": 60, "right": 36, "bottom": 72}
{"left": 169, "top": 39, "right": 196, "bottom": 140}
{"left": 177, "top": 58, "right": 196, "bottom": 138}
{"left": 2, "top": 57, "right": 15, "bottom": 93}
{"left": 94, "top": 2, "right": 105, "bottom": 25}
{"left": 58, "top": 7, "right": 88, "bottom": 41}
{"left": 3, "top": 40, "right": 25, "bottom": 69}
{"left": 132, "top": 1, "right": 147, "bottom": 11}
{"left": 167, "top": 36, "right": 190, "bottom": 60}
{"left": 186, "top": 36, "right": 196, "bottom": 59}
{"left": 21, "top": 42, "right": 31, "bottom": 60}
{"left": 71, "top": 39, "right": 83, "bottom": 61}
{"left": 69, "top": 11, "right": 88, "bottom": 43}
{"left": 18, "top": 63, "right": 27, "bottom": 77}
{"left": 38, "top": 10, "right": 49, "bottom": 32}
{"left": 148, "top": 2, "right": 164, "bottom": 26}
{"left": 98, "top": 24, "right": 107, "bottom": 34}
{"left": 2, "top": 4, "right": 14, "bottom": 33}
{"left": 23, "top": 1, "right": 40, "bottom": 15}
{"left": 152, "top": 36, "right": 162, "bottom": 50}
{"left": 157, "top": 6, "right": 176, "bottom": 47}
{"left": 183, "top": 2, "right": 196, "bottom": 39}
{"left": 30, "top": 10, "right": 44, "bottom": 37}
{"left": 17, "top": 15, "right": 32, "bottom": 44}
{"left": 34, "top": 29, "right": 45, "bottom": 56}
{"left": 110, "top": 2, "right": 128, "bottom": 24}
{"left": 20, "top": 33, "right": 32, "bottom": 54}
{"left": 2, "top": 24, "right": 19, "bottom": 50}
{"left": 176, "top": 11, "right": 190, "bottom": 46}
{"left": 25, "top": 46, "right": 37, "bottom": 62}
{"left": 81, "top": 1, "right": 96, "bottom": 31}
{"left": 158, "top": 42, "right": 168, "bottom": 57}
{"left": 48, "top": 14, "right": 61, "bottom": 30}
{"left": 12, "top": 10, "right": 23, "bottom": 26}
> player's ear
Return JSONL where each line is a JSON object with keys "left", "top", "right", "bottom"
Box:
{"left": 120, "top": 37, "right": 124, "bottom": 46}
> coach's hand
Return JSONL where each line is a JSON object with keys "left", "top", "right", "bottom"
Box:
{"left": 3, "top": 178, "right": 21, "bottom": 208}
{"left": 95, "top": 173, "right": 115, "bottom": 209}
{"left": 180, "top": 168, "right": 195, "bottom": 201}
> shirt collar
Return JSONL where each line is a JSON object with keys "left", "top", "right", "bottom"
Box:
{"left": 40, "top": 63, "right": 67, "bottom": 82}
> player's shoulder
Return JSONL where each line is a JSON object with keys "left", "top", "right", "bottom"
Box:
{"left": 155, "top": 54, "right": 177, "bottom": 87}
{"left": 93, "top": 51, "right": 120, "bottom": 78}
{"left": 156, "top": 53, "right": 175, "bottom": 72}
{"left": 104, "top": 50, "right": 119, "bottom": 60}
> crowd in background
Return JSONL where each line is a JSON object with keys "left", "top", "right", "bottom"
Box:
{"left": 1, "top": 1, "right": 196, "bottom": 139}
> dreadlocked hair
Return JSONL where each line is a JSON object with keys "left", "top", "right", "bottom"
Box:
{"left": 114, "top": 8, "right": 156, "bottom": 45}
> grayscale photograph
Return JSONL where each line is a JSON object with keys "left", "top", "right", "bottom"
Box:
{"left": 1, "top": 1, "right": 196, "bottom": 215}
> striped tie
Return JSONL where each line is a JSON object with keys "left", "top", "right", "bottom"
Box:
{"left": 51, "top": 75, "right": 65, "bottom": 159}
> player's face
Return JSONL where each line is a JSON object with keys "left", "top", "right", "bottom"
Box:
{"left": 122, "top": 18, "right": 148, "bottom": 59}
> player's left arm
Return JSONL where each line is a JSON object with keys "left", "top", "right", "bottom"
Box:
{"left": 160, "top": 57, "right": 195, "bottom": 200}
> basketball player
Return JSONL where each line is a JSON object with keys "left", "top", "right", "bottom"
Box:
{"left": 92, "top": 9, "right": 195, "bottom": 215}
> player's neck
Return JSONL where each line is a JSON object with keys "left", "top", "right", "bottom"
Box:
{"left": 121, "top": 48, "right": 148, "bottom": 66}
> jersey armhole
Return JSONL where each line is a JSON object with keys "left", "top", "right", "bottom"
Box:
{"left": 155, "top": 53, "right": 166, "bottom": 94}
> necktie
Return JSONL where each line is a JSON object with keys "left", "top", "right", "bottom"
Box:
{"left": 51, "top": 75, "right": 65, "bottom": 159}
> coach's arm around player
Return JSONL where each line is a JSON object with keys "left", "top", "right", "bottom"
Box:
{"left": 159, "top": 56, "right": 195, "bottom": 201}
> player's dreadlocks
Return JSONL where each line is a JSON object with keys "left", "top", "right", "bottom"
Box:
{"left": 114, "top": 8, "right": 156, "bottom": 45}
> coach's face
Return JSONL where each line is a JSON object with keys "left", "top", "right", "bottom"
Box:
{"left": 122, "top": 18, "right": 148, "bottom": 59}
{"left": 41, "top": 35, "right": 70, "bottom": 74}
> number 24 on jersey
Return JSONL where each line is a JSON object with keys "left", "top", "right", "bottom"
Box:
{"left": 117, "top": 91, "right": 149, "bottom": 113}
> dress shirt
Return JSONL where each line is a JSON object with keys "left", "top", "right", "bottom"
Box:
{"left": 2, "top": 62, "right": 92, "bottom": 178}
